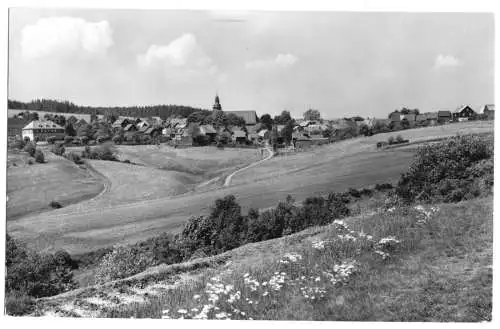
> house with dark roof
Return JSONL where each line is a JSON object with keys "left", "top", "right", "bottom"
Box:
{"left": 482, "top": 104, "right": 495, "bottom": 120}
{"left": 8, "top": 117, "right": 28, "bottom": 139}
{"left": 437, "top": 110, "right": 452, "bottom": 123}
{"left": 453, "top": 105, "right": 476, "bottom": 121}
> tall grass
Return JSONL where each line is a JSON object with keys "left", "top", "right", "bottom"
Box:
{"left": 101, "top": 197, "right": 492, "bottom": 321}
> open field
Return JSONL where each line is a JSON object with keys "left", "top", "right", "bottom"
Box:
{"left": 35, "top": 197, "right": 492, "bottom": 320}
{"left": 6, "top": 152, "right": 105, "bottom": 220}
{"left": 7, "top": 121, "right": 494, "bottom": 255}
{"left": 115, "top": 145, "right": 263, "bottom": 180}
{"left": 231, "top": 120, "right": 494, "bottom": 186}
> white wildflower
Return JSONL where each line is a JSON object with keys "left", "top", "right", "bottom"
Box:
{"left": 312, "top": 240, "right": 326, "bottom": 250}
{"left": 177, "top": 309, "right": 188, "bottom": 314}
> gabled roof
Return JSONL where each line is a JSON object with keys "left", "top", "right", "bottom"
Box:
{"left": 8, "top": 117, "right": 28, "bottom": 129}
{"left": 258, "top": 129, "right": 269, "bottom": 137}
{"left": 484, "top": 104, "right": 495, "bottom": 112}
{"left": 438, "top": 110, "right": 452, "bottom": 116}
{"left": 124, "top": 123, "right": 136, "bottom": 131}
{"left": 233, "top": 130, "right": 247, "bottom": 138}
{"left": 200, "top": 124, "right": 216, "bottom": 134}
{"left": 23, "top": 120, "right": 64, "bottom": 130}
{"left": 454, "top": 105, "right": 475, "bottom": 113}
{"left": 224, "top": 110, "right": 258, "bottom": 125}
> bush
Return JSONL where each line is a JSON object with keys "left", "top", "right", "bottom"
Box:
{"left": 388, "top": 136, "right": 395, "bottom": 145}
{"left": 64, "top": 136, "right": 73, "bottom": 144}
{"left": 395, "top": 135, "right": 405, "bottom": 143}
{"left": 396, "top": 135, "right": 493, "bottom": 203}
{"left": 47, "top": 136, "right": 57, "bottom": 144}
{"left": 23, "top": 136, "right": 30, "bottom": 143}
{"left": 65, "top": 152, "right": 84, "bottom": 164}
{"left": 348, "top": 188, "right": 361, "bottom": 198}
{"left": 80, "top": 136, "right": 89, "bottom": 145}
{"left": 23, "top": 142, "right": 36, "bottom": 157}
{"left": 112, "top": 135, "right": 123, "bottom": 144}
{"left": 34, "top": 149, "right": 45, "bottom": 163}
{"left": 6, "top": 235, "right": 77, "bottom": 299}
{"left": 51, "top": 143, "right": 65, "bottom": 156}
{"left": 5, "top": 291, "right": 35, "bottom": 316}
{"left": 49, "top": 201, "right": 62, "bottom": 209}
{"left": 27, "top": 159, "right": 34, "bottom": 165}
{"left": 375, "top": 183, "right": 393, "bottom": 191}
{"left": 82, "top": 144, "right": 118, "bottom": 161}
{"left": 94, "top": 246, "right": 156, "bottom": 284}
{"left": 360, "top": 188, "right": 373, "bottom": 196}
{"left": 11, "top": 139, "right": 26, "bottom": 150}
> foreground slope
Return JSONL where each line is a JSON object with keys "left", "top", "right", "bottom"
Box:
{"left": 34, "top": 197, "right": 492, "bottom": 321}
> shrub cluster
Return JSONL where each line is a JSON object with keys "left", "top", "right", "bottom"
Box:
{"left": 64, "top": 151, "right": 84, "bottom": 164}
{"left": 81, "top": 144, "right": 118, "bottom": 161}
{"left": 94, "top": 246, "right": 156, "bottom": 284}
{"left": 34, "top": 149, "right": 45, "bottom": 163}
{"left": 396, "top": 134, "right": 494, "bottom": 203}
{"left": 23, "top": 142, "right": 36, "bottom": 157}
{"left": 51, "top": 143, "right": 65, "bottom": 156}
{"left": 93, "top": 191, "right": 353, "bottom": 282}
{"left": 5, "top": 235, "right": 78, "bottom": 315}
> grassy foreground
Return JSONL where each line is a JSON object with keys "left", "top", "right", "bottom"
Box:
{"left": 35, "top": 196, "right": 491, "bottom": 321}
{"left": 111, "top": 197, "right": 492, "bottom": 321}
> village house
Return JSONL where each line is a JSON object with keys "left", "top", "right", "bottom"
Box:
{"left": 123, "top": 123, "right": 137, "bottom": 132}
{"left": 8, "top": 117, "right": 28, "bottom": 140}
{"left": 437, "top": 110, "right": 452, "bottom": 123}
{"left": 112, "top": 117, "right": 131, "bottom": 129}
{"left": 22, "top": 120, "right": 65, "bottom": 142}
{"left": 199, "top": 124, "right": 217, "bottom": 142}
{"left": 232, "top": 129, "right": 247, "bottom": 144}
{"left": 482, "top": 104, "right": 495, "bottom": 120}
{"left": 453, "top": 105, "right": 476, "bottom": 121}
{"left": 416, "top": 113, "right": 438, "bottom": 126}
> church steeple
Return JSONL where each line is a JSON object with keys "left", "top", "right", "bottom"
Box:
{"left": 213, "top": 93, "right": 222, "bottom": 111}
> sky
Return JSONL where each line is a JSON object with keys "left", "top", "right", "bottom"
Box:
{"left": 8, "top": 9, "right": 495, "bottom": 119}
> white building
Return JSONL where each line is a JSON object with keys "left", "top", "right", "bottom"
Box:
{"left": 22, "top": 120, "right": 65, "bottom": 142}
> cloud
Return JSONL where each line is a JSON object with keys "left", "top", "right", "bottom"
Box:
{"left": 434, "top": 54, "right": 463, "bottom": 69}
{"left": 245, "top": 53, "right": 299, "bottom": 69}
{"left": 21, "top": 17, "right": 113, "bottom": 59}
{"left": 137, "top": 33, "right": 219, "bottom": 82}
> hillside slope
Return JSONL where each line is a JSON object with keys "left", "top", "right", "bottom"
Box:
{"left": 8, "top": 122, "right": 493, "bottom": 255}
{"left": 34, "top": 197, "right": 492, "bottom": 321}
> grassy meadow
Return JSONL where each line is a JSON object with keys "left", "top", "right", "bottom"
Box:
{"left": 6, "top": 151, "right": 104, "bottom": 220}
{"left": 7, "top": 121, "right": 494, "bottom": 255}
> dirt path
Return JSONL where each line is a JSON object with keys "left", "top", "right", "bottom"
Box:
{"left": 223, "top": 147, "right": 274, "bottom": 187}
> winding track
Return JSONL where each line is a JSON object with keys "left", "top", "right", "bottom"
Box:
{"left": 223, "top": 147, "right": 274, "bottom": 187}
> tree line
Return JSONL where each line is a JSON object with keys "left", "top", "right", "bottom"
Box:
{"left": 8, "top": 99, "right": 207, "bottom": 120}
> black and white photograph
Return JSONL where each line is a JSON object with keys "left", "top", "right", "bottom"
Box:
{"left": 2, "top": 1, "right": 496, "bottom": 323}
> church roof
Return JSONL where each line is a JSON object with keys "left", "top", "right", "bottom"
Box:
{"left": 224, "top": 110, "right": 258, "bottom": 125}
